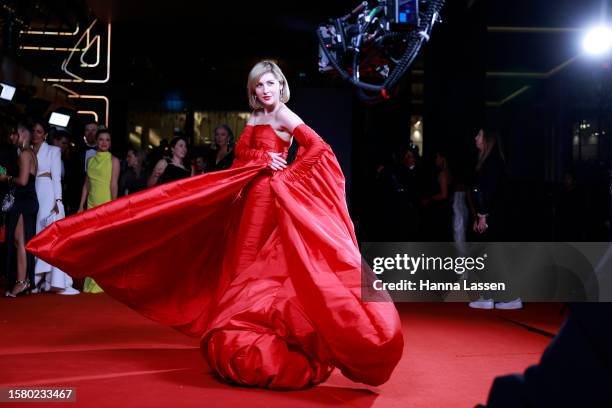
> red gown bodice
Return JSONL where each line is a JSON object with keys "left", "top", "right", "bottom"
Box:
{"left": 27, "top": 123, "right": 403, "bottom": 389}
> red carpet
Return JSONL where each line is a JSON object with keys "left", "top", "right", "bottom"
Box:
{"left": 0, "top": 295, "right": 564, "bottom": 407}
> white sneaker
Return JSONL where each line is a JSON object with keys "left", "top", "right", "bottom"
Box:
{"left": 468, "top": 298, "right": 494, "bottom": 309}
{"left": 495, "top": 298, "right": 523, "bottom": 310}
{"left": 55, "top": 287, "right": 80, "bottom": 295}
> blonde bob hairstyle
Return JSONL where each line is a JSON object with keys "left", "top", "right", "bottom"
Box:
{"left": 246, "top": 60, "right": 290, "bottom": 110}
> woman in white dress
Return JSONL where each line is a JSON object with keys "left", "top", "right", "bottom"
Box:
{"left": 31, "top": 121, "right": 79, "bottom": 295}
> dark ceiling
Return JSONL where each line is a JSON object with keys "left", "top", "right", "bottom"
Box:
{"left": 3, "top": 0, "right": 612, "bottom": 105}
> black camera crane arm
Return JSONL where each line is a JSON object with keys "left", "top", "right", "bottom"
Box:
{"left": 317, "top": 0, "right": 445, "bottom": 103}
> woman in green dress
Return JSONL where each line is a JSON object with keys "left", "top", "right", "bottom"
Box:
{"left": 78, "top": 128, "right": 120, "bottom": 293}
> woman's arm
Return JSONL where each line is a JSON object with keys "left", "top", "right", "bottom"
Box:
{"left": 234, "top": 123, "right": 270, "bottom": 163}
{"left": 426, "top": 171, "right": 449, "bottom": 203}
{"left": 147, "top": 159, "right": 167, "bottom": 187}
{"left": 277, "top": 108, "right": 327, "bottom": 174}
{"left": 473, "top": 157, "right": 503, "bottom": 233}
{"left": 277, "top": 107, "right": 304, "bottom": 134}
{"left": 476, "top": 154, "right": 503, "bottom": 216}
{"left": 110, "top": 156, "right": 120, "bottom": 200}
{"left": 51, "top": 148, "right": 63, "bottom": 212}
{"left": 0, "top": 154, "right": 31, "bottom": 185}
{"left": 13, "top": 151, "right": 33, "bottom": 186}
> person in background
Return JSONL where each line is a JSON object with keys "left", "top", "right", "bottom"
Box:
{"left": 148, "top": 136, "right": 193, "bottom": 187}
{"left": 554, "top": 170, "right": 585, "bottom": 241}
{"left": 478, "top": 303, "right": 612, "bottom": 408}
{"left": 31, "top": 120, "right": 79, "bottom": 295}
{"left": 451, "top": 167, "right": 470, "bottom": 254}
{"left": 468, "top": 129, "right": 521, "bottom": 310}
{"left": 78, "top": 128, "right": 120, "bottom": 293}
{"left": 81, "top": 121, "right": 99, "bottom": 171}
{"left": 194, "top": 154, "right": 207, "bottom": 175}
{"left": 205, "top": 124, "right": 235, "bottom": 172}
{"left": 376, "top": 144, "right": 422, "bottom": 241}
{"left": 421, "top": 150, "right": 452, "bottom": 241}
{"left": 0, "top": 126, "right": 20, "bottom": 286}
{"left": 1, "top": 121, "right": 38, "bottom": 297}
{"left": 52, "top": 131, "right": 71, "bottom": 165}
{"left": 119, "top": 148, "right": 148, "bottom": 196}
{"left": 65, "top": 121, "right": 98, "bottom": 215}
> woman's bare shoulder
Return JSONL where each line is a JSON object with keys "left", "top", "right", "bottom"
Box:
{"left": 247, "top": 110, "right": 263, "bottom": 125}
{"left": 20, "top": 148, "right": 35, "bottom": 161}
{"left": 154, "top": 158, "right": 167, "bottom": 169}
{"left": 277, "top": 105, "right": 304, "bottom": 132}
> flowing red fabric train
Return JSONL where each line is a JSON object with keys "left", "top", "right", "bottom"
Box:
{"left": 26, "top": 124, "right": 403, "bottom": 388}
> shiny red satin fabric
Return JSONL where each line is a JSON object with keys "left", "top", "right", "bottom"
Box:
{"left": 27, "top": 124, "right": 403, "bottom": 389}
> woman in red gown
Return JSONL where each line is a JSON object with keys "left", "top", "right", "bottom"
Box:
{"left": 27, "top": 60, "right": 404, "bottom": 389}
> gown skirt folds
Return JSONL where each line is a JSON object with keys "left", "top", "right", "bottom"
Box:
{"left": 27, "top": 124, "right": 404, "bottom": 389}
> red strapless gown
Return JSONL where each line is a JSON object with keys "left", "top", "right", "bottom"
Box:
{"left": 27, "top": 124, "right": 403, "bottom": 389}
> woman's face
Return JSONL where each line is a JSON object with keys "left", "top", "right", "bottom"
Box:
{"left": 97, "top": 132, "right": 111, "bottom": 152}
{"left": 255, "top": 72, "right": 282, "bottom": 108}
{"left": 435, "top": 153, "right": 444, "bottom": 168}
{"left": 9, "top": 131, "right": 19, "bottom": 146}
{"left": 17, "top": 127, "right": 31, "bottom": 146}
{"left": 55, "top": 136, "right": 70, "bottom": 155}
{"left": 32, "top": 124, "right": 47, "bottom": 145}
{"left": 126, "top": 150, "right": 138, "bottom": 168}
{"left": 195, "top": 156, "right": 206, "bottom": 171}
{"left": 84, "top": 123, "right": 98, "bottom": 145}
{"left": 172, "top": 139, "right": 187, "bottom": 159}
{"left": 403, "top": 151, "right": 415, "bottom": 167}
{"left": 215, "top": 128, "right": 229, "bottom": 147}
{"left": 475, "top": 129, "right": 484, "bottom": 151}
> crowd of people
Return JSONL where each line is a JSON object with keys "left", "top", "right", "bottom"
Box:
{"left": 0, "top": 119, "right": 237, "bottom": 297}
{"left": 3, "top": 116, "right": 601, "bottom": 311}
{"left": 369, "top": 129, "right": 524, "bottom": 309}
{"left": 370, "top": 129, "right": 506, "bottom": 245}
{"left": 370, "top": 131, "right": 611, "bottom": 246}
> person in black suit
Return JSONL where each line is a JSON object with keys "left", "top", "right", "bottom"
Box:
{"left": 64, "top": 121, "right": 98, "bottom": 215}
{"left": 478, "top": 303, "right": 612, "bottom": 408}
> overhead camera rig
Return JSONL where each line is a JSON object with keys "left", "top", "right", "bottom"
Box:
{"left": 317, "top": 0, "right": 445, "bottom": 103}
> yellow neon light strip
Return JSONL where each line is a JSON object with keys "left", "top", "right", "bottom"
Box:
{"left": 53, "top": 84, "right": 78, "bottom": 96}
{"left": 60, "top": 19, "right": 98, "bottom": 81}
{"left": 53, "top": 84, "right": 109, "bottom": 127}
{"left": 77, "top": 110, "right": 99, "bottom": 122}
{"left": 20, "top": 46, "right": 84, "bottom": 51}
{"left": 80, "top": 34, "right": 101, "bottom": 68}
{"left": 20, "top": 24, "right": 80, "bottom": 36}
{"left": 63, "top": 20, "right": 110, "bottom": 82}
{"left": 487, "top": 55, "right": 579, "bottom": 78}
{"left": 486, "top": 86, "right": 531, "bottom": 107}
{"left": 43, "top": 21, "right": 111, "bottom": 84}
{"left": 68, "top": 95, "right": 109, "bottom": 127}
